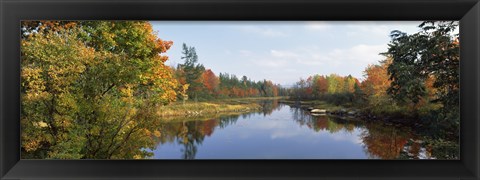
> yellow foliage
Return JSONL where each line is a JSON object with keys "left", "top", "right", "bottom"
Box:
{"left": 144, "top": 129, "right": 152, "bottom": 136}
{"left": 21, "top": 21, "right": 178, "bottom": 159}
{"left": 33, "top": 121, "right": 49, "bottom": 128}
{"left": 153, "top": 130, "right": 161, "bottom": 138}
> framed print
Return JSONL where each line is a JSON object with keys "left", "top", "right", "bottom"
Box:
{"left": 1, "top": 0, "right": 479, "bottom": 179}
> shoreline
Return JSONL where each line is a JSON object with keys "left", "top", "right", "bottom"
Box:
{"left": 279, "top": 99, "right": 422, "bottom": 128}
{"left": 279, "top": 99, "right": 459, "bottom": 143}
{"left": 156, "top": 97, "right": 285, "bottom": 118}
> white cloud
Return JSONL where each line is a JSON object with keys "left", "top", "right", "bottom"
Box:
{"left": 268, "top": 44, "right": 386, "bottom": 67}
{"left": 238, "top": 26, "right": 288, "bottom": 37}
{"left": 326, "top": 44, "right": 387, "bottom": 64}
{"left": 239, "top": 43, "right": 386, "bottom": 81}
{"left": 305, "top": 22, "right": 331, "bottom": 31}
{"left": 346, "top": 24, "right": 390, "bottom": 38}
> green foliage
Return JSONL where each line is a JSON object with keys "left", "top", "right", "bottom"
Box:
{"left": 385, "top": 21, "right": 459, "bottom": 134}
{"left": 178, "top": 43, "right": 206, "bottom": 99}
{"left": 353, "top": 83, "right": 366, "bottom": 105}
{"left": 424, "top": 138, "right": 459, "bottom": 160}
{"left": 385, "top": 31, "right": 428, "bottom": 105}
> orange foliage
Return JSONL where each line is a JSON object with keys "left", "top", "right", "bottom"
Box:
{"left": 316, "top": 76, "right": 328, "bottom": 94}
{"left": 200, "top": 119, "right": 218, "bottom": 136}
{"left": 202, "top": 69, "right": 219, "bottom": 93}
{"left": 362, "top": 125, "right": 409, "bottom": 159}
{"left": 272, "top": 86, "right": 279, "bottom": 97}
{"left": 361, "top": 59, "right": 392, "bottom": 97}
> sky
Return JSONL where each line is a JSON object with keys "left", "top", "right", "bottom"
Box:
{"left": 151, "top": 21, "right": 424, "bottom": 87}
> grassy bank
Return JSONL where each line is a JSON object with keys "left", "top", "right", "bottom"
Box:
{"left": 157, "top": 102, "right": 261, "bottom": 117}
{"left": 279, "top": 99, "right": 346, "bottom": 112}
{"left": 156, "top": 97, "right": 285, "bottom": 118}
{"left": 157, "top": 111, "right": 255, "bottom": 123}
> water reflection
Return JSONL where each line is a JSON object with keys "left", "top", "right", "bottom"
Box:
{"left": 290, "top": 107, "right": 362, "bottom": 134}
{"left": 152, "top": 100, "right": 438, "bottom": 159}
{"left": 155, "top": 116, "right": 242, "bottom": 159}
{"left": 360, "top": 123, "right": 410, "bottom": 159}
{"left": 257, "top": 99, "right": 283, "bottom": 116}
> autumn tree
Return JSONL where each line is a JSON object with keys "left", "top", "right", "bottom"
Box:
{"left": 21, "top": 24, "right": 94, "bottom": 159}
{"left": 215, "top": 72, "right": 280, "bottom": 98}
{"left": 202, "top": 69, "right": 219, "bottom": 95}
{"left": 21, "top": 21, "right": 178, "bottom": 159}
{"left": 362, "top": 59, "right": 392, "bottom": 97}
{"left": 343, "top": 75, "right": 357, "bottom": 93}
{"left": 326, "top": 74, "right": 343, "bottom": 94}
{"left": 291, "top": 73, "right": 358, "bottom": 104}
{"left": 314, "top": 75, "right": 328, "bottom": 98}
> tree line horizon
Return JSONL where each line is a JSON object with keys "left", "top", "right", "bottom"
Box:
{"left": 20, "top": 21, "right": 459, "bottom": 159}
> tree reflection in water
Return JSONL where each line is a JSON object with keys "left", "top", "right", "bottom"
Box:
{"left": 362, "top": 122, "right": 456, "bottom": 159}
{"left": 356, "top": 120, "right": 451, "bottom": 159}
{"left": 360, "top": 123, "right": 410, "bottom": 159}
{"left": 153, "top": 100, "right": 449, "bottom": 159}
{"left": 288, "top": 106, "right": 436, "bottom": 159}
{"left": 155, "top": 100, "right": 281, "bottom": 159}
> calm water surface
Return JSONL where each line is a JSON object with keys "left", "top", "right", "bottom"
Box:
{"left": 152, "top": 100, "right": 433, "bottom": 159}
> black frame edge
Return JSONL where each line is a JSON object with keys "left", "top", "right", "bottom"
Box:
{"left": 1, "top": 0, "right": 21, "bottom": 179}
{"left": 0, "top": 0, "right": 477, "bottom": 21}
{"left": 1, "top": 0, "right": 480, "bottom": 180}
{"left": 0, "top": 0, "right": 3, "bottom": 179}
{"left": 461, "top": 2, "right": 480, "bottom": 179}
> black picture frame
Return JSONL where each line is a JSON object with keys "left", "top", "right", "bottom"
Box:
{"left": 1, "top": 0, "right": 479, "bottom": 179}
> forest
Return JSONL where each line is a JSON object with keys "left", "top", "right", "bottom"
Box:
{"left": 289, "top": 21, "right": 459, "bottom": 140}
{"left": 20, "top": 21, "right": 459, "bottom": 159}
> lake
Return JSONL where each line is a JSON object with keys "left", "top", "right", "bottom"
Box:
{"left": 151, "top": 100, "right": 434, "bottom": 159}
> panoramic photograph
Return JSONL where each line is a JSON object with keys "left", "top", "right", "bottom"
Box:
{"left": 20, "top": 21, "right": 459, "bottom": 159}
